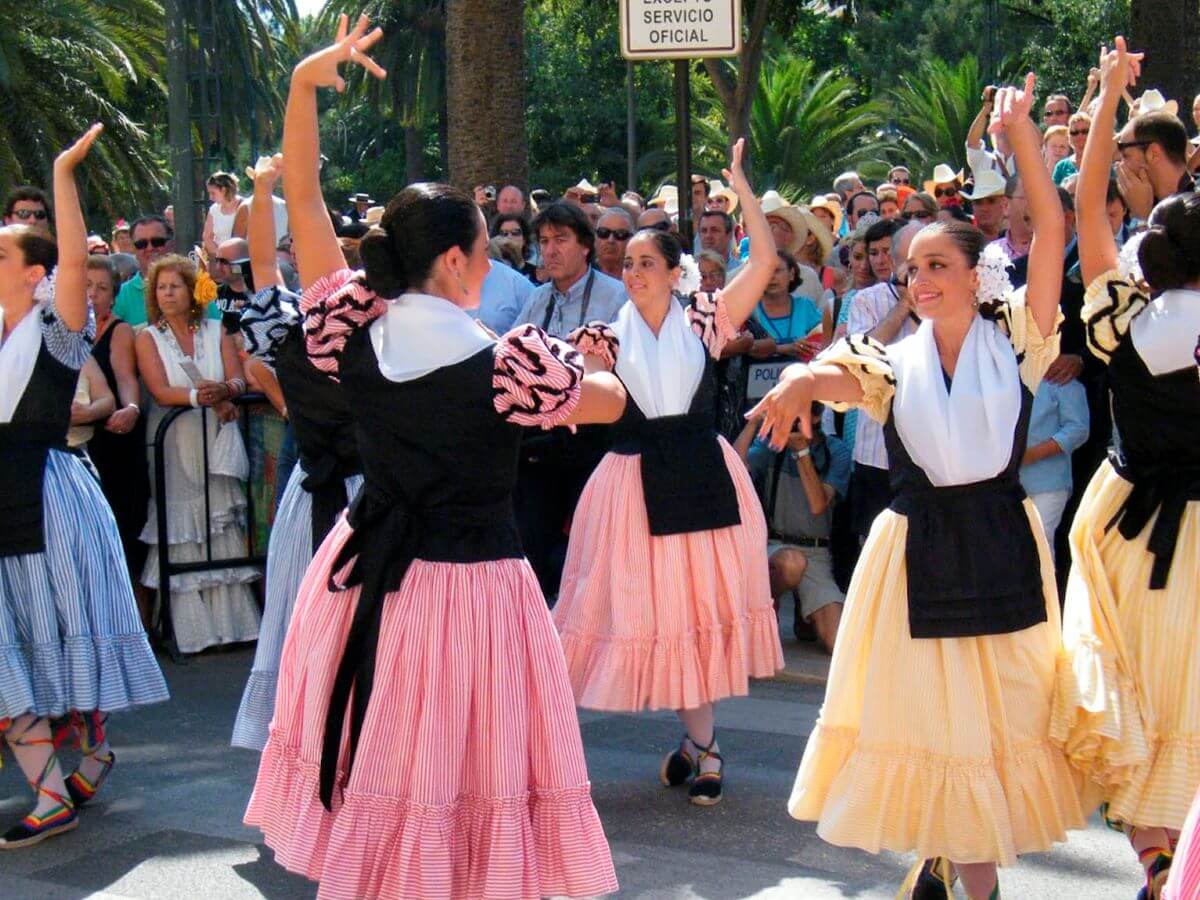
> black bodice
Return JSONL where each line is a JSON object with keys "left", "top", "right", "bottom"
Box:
{"left": 609, "top": 357, "right": 740, "bottom": 535}
{"left": 0, "top": 335, "right": 78, "bottom": 557}
{"left": 884, "top": 383, "right": 1045, "bottom": 639}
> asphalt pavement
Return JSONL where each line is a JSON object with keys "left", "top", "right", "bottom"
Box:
{"left": 1, "top": 643, "right": 1143, "bottom": 899}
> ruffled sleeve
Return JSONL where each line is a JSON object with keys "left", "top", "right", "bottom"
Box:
{"left": 815, "top": 334, "right": 896, "bottom": 423}
{"left": 301, "top": 268, "right": 387, "bottom": 377}
{"left": 978, "top": 285, "right": 1064, "bottom": 392}
{"left": 493, "top": 324, "right": 584, "bottom": 429}
{"left": 40, "top": 284, "right": 95, "bottom": 370}
{"left": 566, "top": 321, "right": 619, "bottom": 371}
{"left": 239, "top": 286, "right": 300, "bottom": 368}
{"left": 687, "top": 291, "right": 739, "bottom": 359}
{"left": 1081, "top": 269, "right": 1149, "bottom": 364}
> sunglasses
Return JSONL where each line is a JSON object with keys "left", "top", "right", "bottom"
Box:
{"left": 12, "top": 208, "right": 48, "bottom": 221}
{"left": 498, "top": 228, "right": 523, "bottom": 238}
{"left": 934, "top": 187, "right": 958, "bottom": 198}
{"left": 214, "top": 257, "right": 234, "bottom": 266}
{"left": 901, "top": 210, "right": 933, "bottom": 222}
{"left": 1069, "top": 128, "right": 1090, "bottom": 136}
{"left": 596, "top": 227, "right": 632, "bottom": 241}
{"left": 642, "top": 221, "right": 671, "bottom": 232}
{"left": 133, "top": 236, "right": 169, "bottom": 250}
{"left": 891, "top": 176, "right": 911, "bottom": 185}
{"left": 1117, "top": 139, "right": 1152, "bottom": 152}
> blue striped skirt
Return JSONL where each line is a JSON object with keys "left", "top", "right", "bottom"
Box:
{"left": 0, "top": 450, "right": 170, "bottom": 720}
{"left": 231, "top": 464, "right": 362, "bottom": 750}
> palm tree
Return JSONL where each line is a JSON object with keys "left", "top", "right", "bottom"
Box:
{"left": 695, "top": 55, "right": 884, "bottom": 201}
{"left": 0, "top": 0, "right": 167, "bottom": 217}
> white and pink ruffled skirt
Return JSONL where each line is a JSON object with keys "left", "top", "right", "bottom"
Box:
{"left": 553, "top": 440, "right": 783, "bottom": 712}
{"left": 244, "top": 517, "right": 617, "bottom": 900}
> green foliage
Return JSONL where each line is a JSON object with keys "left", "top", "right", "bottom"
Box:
{"left": 694, "top": 55, "right": 884, "bottom": 201}
{"left": 1016, "top": 0, "right": 1130, "bottom": 105}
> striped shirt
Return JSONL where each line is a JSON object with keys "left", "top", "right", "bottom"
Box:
{"left": 846, "top": 281, "right": 918, "bottom": 469}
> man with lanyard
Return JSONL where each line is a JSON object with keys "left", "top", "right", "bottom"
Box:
{"left": 511, "top": 202, "right": 626, "bottom": 600}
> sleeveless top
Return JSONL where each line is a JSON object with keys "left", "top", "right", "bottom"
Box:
{"left": 209, "top": 201, "right": 239, "bottom": 245}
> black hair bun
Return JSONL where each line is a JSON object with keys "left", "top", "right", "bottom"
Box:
{"left": 359, "top": 225, "right": 407, "bottom": 298}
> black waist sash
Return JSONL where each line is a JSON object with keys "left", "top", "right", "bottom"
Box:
{"left": 1106, "top": 452, "right": 1200, "bottom": 590}
{"left": 318, "top": 486, "right": 516, "bottom": 810}
{"left": 891, "top": 473, "right": 1044, "bottom": 639}
{"left": 0, "top": 424, "right": 66, "bottom": 558}
{"left": 611, "top": 412, "right": 740, "bottom": 535}
{"left": 299, "top": 453, "right": 359, "bottom": 554}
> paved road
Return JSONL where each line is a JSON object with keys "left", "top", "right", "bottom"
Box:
{"left": 2, "top": 647, "right": 1142, "bottom": 899}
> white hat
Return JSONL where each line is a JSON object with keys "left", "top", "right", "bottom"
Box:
{"left": 923, "top": 163, "right": 962, "bottom": 196}
{"left": 760, "top": 191, "right": 810, "bottom": 256}
{"left": 571, "top": 178, "right": 600, "bottom": 194}
{"left": 648, "top": 184, "right": 679, "bottom": 215}
{"left": 962, "top": 169, "right": 1007, "bottom": 201}
{"left": 364, "top": 205, "right": 385, "bottom": 227}
{"left": 707, "top": 180, "right": 739, "bottom": 214}
{"left": 1132, "top": 89, "right": 1180, "bottom": 119}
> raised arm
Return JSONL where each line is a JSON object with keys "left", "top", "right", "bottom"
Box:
{"left": 718, "top": 139, "right": 776, "bottom": 327}
{"left": 285, "top": 14, "right": 385, "bottom": 289}
{"left": 966, "top": 88, "right": 995, "bottom": 150}
{"left": 247, "top": 154, "right": 285, "bottom": 289}
{"left": 992, "top": 75, "right": 1063, "bottom": 338}
{"left": 1079, "top": 38, "right": 1143, "bottom": 286}
{"left": 52, "top": 124, "right": 103, "bottom": 331}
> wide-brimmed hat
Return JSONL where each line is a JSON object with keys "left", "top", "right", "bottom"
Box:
{"left": 962, "top": 168, "right": 1007, "bottom": 201}
{"left": 348, "top": 192, "right": 374, "bottom": 204}
{"left": 648, "top": 184, "right": 679, "bottom": 215}
{"left": 796, "top": 205, "right": 834, "bottom": 262}
{"left": 708, "top": 180, "right": 739, "bottom": 214}
{"left": 1131, "top": 88, "right": 1180, "bottom": 119}
{"left": 808, "top": 195, "right": 843, "bottom": 236}
{"left": 923, "top": 163, "right": 961, "bottom": 194}
{"left": 761, "top": 191, "right": 810, "bottom": 256}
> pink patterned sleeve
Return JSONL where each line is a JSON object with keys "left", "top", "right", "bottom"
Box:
{"left": 493, "top": 324, "right": 584, "bottom": 429}
{"left": 301, "top": 268, "right": 387, "bottom": 377}
{"left": 566, "top": 321, "right": 619, "bottom": 371}
{"left": 687, "top": 291, "right": 739, "bottom": 359}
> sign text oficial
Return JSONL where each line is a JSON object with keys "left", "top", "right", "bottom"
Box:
{"left": 619, "top": 0, "right": 742, "bottom": 60}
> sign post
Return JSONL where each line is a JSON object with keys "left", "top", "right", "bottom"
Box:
{"left": 620, "top": 0, "right": 741, "bottom": 245}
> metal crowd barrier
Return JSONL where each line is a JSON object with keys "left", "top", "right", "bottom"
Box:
{"left": 151, "top": 393, "right": 268, "bottom": 661}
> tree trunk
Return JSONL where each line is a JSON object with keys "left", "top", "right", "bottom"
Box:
{"left": 404, "top": 123, "right": 426, "bottom": 182}
{"left": 1131, "top": 0, "right": 1200, "bottom": 116}
{"left": 701, "top": 0, "right": 774, "bottom": 177}
{"left": 444, "top": 0, "right": 528, "bottom": 192}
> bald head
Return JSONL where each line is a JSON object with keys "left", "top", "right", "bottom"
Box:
{"left": 892, "top": 221, "right": 925, "bottom": 268}
{"left": 218, "top": 237, "right": 248, "bottom": 260}
{"left": 214, "top": 237, "right": 250, "bottom": 288}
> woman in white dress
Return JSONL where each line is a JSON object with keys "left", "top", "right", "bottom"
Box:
{"left": 133, "top": 255, "right": 260, "bottom": 653}
{"left": 202, "top": 172, "right": 243, "bottom": 261}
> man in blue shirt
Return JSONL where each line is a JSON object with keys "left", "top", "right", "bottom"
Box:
{"left": 474, "top": 258, "right": 532, "bottom": 334}
{"left": 1019, "top": 378, "right": 1089, "bottom": 564}
{"left": 736, "top": 403, "right": 852, "bottom": 654}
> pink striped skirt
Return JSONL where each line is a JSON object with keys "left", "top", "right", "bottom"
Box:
{"left": 244, "top": 518, "right": 618, "bottom": 900}
{"left": 553, "top": 440, "right": 783, "bottom": 712}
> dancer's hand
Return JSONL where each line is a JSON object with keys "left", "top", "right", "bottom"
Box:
{"left": 294, "top": 13, "right": 386, "bottom": 92}
{"left": 722, "top": 138, "right": 752, "bottom": 200}
{"left": 989, "top": 73, "right": 1037, "bottom": 136}
{"left": 54, "top": 123, "right": 103, "bottom": 172}
{"left": 1099, "top": 36, "right": 1143, "bottom": 95}
{"left": 745, "top": 365, "right": 816, "bottom": 450}
{"left": 246, "top": 153, "right": 284, "bottom": 191}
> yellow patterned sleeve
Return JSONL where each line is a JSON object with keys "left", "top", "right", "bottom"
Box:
{"left": 814, "top": 334, "right": 896, "bottom": 423}
{"left": 1082, "top": 269, "right": 1149, "bottom": 364}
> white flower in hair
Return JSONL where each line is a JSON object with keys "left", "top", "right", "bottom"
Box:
{"left": 976, "top": 242, "right": 1015, "bottom": 304}
{"left": 676, "top": 252, "right": 702, "bottom": 296}
{"left": 1118, "top": 231, "right": 1147, "bottom": 286}
{"left": 33, "top": 271, "right": 56, "bottom": 307}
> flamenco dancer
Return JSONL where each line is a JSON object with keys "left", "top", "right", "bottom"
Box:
{"left": 243, "top": 16, "right": 621, "bottom": 897}
{"left": 1051, "top": 39, "right": 1200, "bottom": 900}
{"left": 0, "top": 126, "right": 168, "bottom": 848}
{"left": 230, "top": 153, "right": 365, "bottom": 751}
{"left": 759, "top": 77, "right": 1089, "bottom": 899}
{"left": 552, "top": 139, "right": 784, "bottom": 806}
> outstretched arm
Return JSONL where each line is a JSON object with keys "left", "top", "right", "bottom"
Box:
{"left": 284, "top": 14, "right": 385, "bottom": 289}
{"left": 717, "top": 139, "right": 776, "bottom": 327}
{"left": 247, "top": 154, "right": 285, "bottom": 289}
{"left": 745, "top": 362, "right": 863, "bottom": 450}
{"left": 52, "top": 124, "right": 103, "bottom": 331}
{"left": 1079, "top": 38, "right": 1143, "bottom": 287}
{"left": 992, "top": 74, "right": 1063, "bottom": 338}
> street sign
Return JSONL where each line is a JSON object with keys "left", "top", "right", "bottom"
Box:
{"left": 619, "top": 0, "right": 742, "bottom": 60}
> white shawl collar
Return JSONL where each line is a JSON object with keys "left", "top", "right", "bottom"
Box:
{"left": 1130, "top": 288, "right": 1200, "bottom": 376}
{"left": 892, "top": 315, "right": 1022, "bottom": 487}
{"left": 612, "top": 298, "right": 705, "bottom": 419}
{"left": 0, "top": 304, "right": 43, "bottom": 423}
{"left": 369, "top": 291, "right": 494, "bottom": 384}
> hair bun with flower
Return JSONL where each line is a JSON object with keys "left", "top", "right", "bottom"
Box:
{"left": 676, "top": 253, "right": 702, "bottom": 296}
{"left": 976, "top": 242, "right": 1015, "bottom": 304}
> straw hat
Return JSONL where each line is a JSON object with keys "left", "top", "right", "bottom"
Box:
{"left": 707, "top": 180, "right": 739, "bottom": 214}
{"left": 796, "top": 205, "right": 833, "bottom": 262}
{"left": 761, "top": 190, "right": 810, "bottom": 256}
{"left": 648, "top": 184, "right": 680, "bottom": 215}
{"left": 923, "top": 163, "right": 961, "bottom": 195}
{"left": 1131, "top": 88, "right": 1180, "bottom": 119}
{"left": 808, "top": 195, "right": 843, "bottom": 236}
{"left": 961, "top": 169, "right": 1007, "bottom": 201}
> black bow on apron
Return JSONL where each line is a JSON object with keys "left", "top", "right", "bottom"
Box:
{"left": 1105, "top": 455, "right": 1200, "bottom": 590}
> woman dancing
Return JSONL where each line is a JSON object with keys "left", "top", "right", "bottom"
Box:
{"left": 230, "top": 153, "right": 365, "bottom": 751}
{"left": 759, "top": 77, "right": 1089, "bottom": 899}
{"left": 552, "top": 138, "right": 783, "bottom": 807}
{"left": 0, "top": 126, "right": 168, "bottom": 848}
{"left": 1051, "top": 39, "right": 1200, "bottom": 900}
{"left": 242, "top": 16, "right": 622, "bottom": 897}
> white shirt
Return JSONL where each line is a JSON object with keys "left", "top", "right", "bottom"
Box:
{"left": 846, "top": 281, "right": 918, "bottom": 469}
